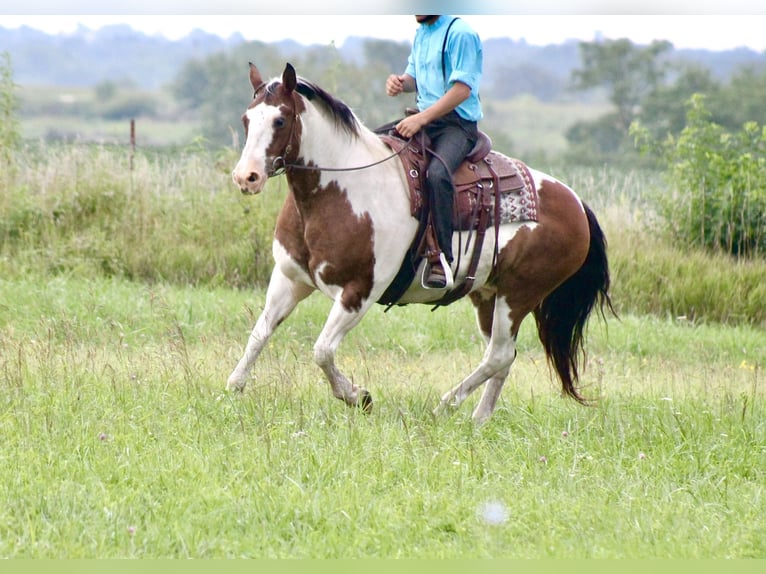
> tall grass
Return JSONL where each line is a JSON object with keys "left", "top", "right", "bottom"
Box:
{"left": 562, "top": 165, "right": 766, "bottom": 326}
{"left": 3, "top": 144, "right": 766, "bottom": 326}
{"left": 1, "top": 143, "right": 278, "bottom": 287}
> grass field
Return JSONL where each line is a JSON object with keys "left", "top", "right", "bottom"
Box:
{"left": 1, "top": 135, "right": 765, "bottom": 557}
{"left": 0, "top": 272, "right": 764, "bottom": 558}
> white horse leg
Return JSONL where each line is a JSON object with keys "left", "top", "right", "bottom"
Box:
{"left": 434, "top": 296, "right": 517, "bottom": 416}
{"left": 313, "top": 297, "right": 373, "bottom": 411}
{"left": 227, "top": 268, "right": 313, "bottom": 392}
{"left": 472, "top": 366, "right": 510, "bottom": 425}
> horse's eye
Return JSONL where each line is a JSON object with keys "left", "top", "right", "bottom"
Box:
{"left": 274, "top": 117, "right": 286, "bottom": 129}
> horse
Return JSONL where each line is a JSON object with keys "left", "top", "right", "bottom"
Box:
{"left": 228, "top": 62, "right": 613, "bottom": 424}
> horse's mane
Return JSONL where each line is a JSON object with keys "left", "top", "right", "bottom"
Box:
{"left": 266, "top": 77, "right": 360, "bottom": 138}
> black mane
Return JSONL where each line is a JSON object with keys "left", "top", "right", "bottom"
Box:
{"left": 265, "top": 77, "right": 360, "bottom": 138}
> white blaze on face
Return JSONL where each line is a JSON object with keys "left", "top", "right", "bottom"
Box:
{"left": 232, "top": 102, "right": 283, "bottom": 193}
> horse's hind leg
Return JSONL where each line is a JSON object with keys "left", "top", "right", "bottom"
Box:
{"left": 227, "top": 268, "right": 313, "bottom": 392}
{"left": 434, "top": 293, "right": 517, "bottom": 420}
{"left": 469, "top": 293, "right": 510, "bottom": 423}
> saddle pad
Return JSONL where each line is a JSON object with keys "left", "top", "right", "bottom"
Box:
{"left": 453, "top": 152, "right": 538, "bottom": 230}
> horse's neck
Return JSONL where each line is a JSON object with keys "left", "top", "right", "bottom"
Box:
{"left": 299, "top": 107, "right": 381, "bottom": 171}
{"left": 287, "top": 105, "right": 409, "bottom": 234}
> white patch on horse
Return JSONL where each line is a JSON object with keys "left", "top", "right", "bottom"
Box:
{"left": 299, "top": 111, "right": 418, "bottom": 300}
{"left": 273, "top": 240, "right": 313, "bottom": 285}
{"left": 395, "top": 221, "right": 537, "bottom": 305}
{"left": 232, "top": 103, "right": 283, "bottom": 191}
{"left": 312, "top": 261, "right": 343, "bottom": 299}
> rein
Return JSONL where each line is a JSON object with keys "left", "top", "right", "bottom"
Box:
{"left": 256, "top": 78, "right": 414, "bottom": 177}
{"left": 270, "top": 135, "right": 411, "bottom": 177}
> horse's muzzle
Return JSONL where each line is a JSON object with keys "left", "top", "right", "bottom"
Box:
{"left": 232, "top": 167, "right": 265, "bottom": 195}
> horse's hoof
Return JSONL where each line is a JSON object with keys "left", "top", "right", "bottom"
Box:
{"left": 433, "top": 397, "right": 458, "bottom": 417}
{"left": 359, "top": 389, "right": 373, "bottom": 414}
{"left": 226, "top": 376, "right": 246, "bottom": 393}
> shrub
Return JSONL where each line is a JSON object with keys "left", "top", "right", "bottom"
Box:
{"left": 0, "top": 51, "right": 20, "bottom": 166}
{"left": 632, "top": 94, "right": 766, "bottom": 257}
{"left": 0, "top": 144, "right": 279, "bottom": 287}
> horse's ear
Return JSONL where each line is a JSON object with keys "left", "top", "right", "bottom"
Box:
{"left": 248, "top": 62, "right": 263, "bottom": 92}
{"left": 282, "top": 63, "right": 297, "bottom": 95}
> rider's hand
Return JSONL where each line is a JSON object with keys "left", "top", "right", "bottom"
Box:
{"left": 395, "top": 113, "right": 427, "bottom": 138}
{"left": 386, "top": 74, "right": 406, "bottom": 97}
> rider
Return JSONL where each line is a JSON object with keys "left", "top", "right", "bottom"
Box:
{"left": 386, "top": 15, "right": 483, "bottom": 289}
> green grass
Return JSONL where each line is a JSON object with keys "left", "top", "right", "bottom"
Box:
{"left": 0, "top": 275, "right": 764, "bottom": 558}
{"left": 2, "top": 142, "right": 766, "bottom": 558}
{"left": 17, "top": 84, "right": 199, "bottom": 147}
{"left": 20, "top": 115, "right": 202, "bottom": 147}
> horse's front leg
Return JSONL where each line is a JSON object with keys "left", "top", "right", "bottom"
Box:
{"left": 227, "top": 268, "right": 314, "bottom": 392}
{"left": 472, "top": 367, "right": 510, "bottom": 424}
{"left": 313, "top": 294, "right": 374, "bottom": 412}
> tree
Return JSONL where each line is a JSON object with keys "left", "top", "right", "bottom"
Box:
{"left": 362, "top": 39, "right": 410, "bottom": 75}
{"left": 571, "top": 38, "right": 673, "bottom": 132}
{"left": 638, "top": 64, "right": 721, "bottom": 139}
{"left": 712, "top": 65, "right": 766, "bottom": 130}
{"left": 171, "top": 41, "right": 284, "bottom": 146}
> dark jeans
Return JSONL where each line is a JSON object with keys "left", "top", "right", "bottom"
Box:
{"left": 423, "top": 111, "right": 478, "bottom": 263}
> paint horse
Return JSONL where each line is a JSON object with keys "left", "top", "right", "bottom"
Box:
{"left": 228, "top": 63, "right": 613, "bottom": 423}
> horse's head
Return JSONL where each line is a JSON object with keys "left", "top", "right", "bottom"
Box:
{"left": 232, "top": 63, "right": 304, "bottom": 195}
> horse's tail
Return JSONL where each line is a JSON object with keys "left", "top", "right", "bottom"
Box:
{"left": 534, "top": 202, "right": 616, "bottom": 403}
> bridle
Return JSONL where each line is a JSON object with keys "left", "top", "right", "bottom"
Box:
{"left": 252, "top": 85, "right": 411, "bottom": 178}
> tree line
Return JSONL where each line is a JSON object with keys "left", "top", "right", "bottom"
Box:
{"left": 5, "top": 41, "right": 766, "bottom": 261}
{"left": 167, "top": 37, "right": 766, "bottom": 165}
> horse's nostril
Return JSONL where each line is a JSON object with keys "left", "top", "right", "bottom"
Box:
{"left": 247, "top": 172, "right": 259, "bottom": 183}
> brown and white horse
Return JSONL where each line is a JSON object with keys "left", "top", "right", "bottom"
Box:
{"left": 228, "top": 63, "right": 613, "bottom": 423}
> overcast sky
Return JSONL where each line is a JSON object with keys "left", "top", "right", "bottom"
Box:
{"left": 2, "top": 4, "right": 766, "bottom": 52}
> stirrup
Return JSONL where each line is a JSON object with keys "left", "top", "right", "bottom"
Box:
{"left": 421, "top": 252, "right": 455, "bottom": 290}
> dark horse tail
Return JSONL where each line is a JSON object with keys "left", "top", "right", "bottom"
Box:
{"left": 534, "top": 202, "right": 615, "bottom": 403}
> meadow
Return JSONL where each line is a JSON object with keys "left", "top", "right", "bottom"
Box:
{"left": 1, "top": 144, "right": 765, "bottom": 558}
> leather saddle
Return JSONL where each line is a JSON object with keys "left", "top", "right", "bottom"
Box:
{"left": 375, "top": 116, "right": 539, "bottom": 308}
{"left": 378, "top": 131, "right": 538, "bottom": 231}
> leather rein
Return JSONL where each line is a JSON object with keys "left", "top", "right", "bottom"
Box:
{"left": 255, "top": 84, "right": 412, "bottom": 177}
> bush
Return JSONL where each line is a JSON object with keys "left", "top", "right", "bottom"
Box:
{"left": 1, "top": 51, "right": 20, "bottom": 165}
{"left": 632, "top": 94, "right": 766, "bottom": 257}
{"left": 0, "top": 144, "right": 279, "bottom": 287}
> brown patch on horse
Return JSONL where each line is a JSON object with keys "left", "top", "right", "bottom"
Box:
{"left": 243, "top": 65, "right": 306, "bottom": 169}
{"left": 469, "top": 291, "right": 496, "bottom": 340}
{"left": 275, "top": 191, "right": 311, "bottom": 275}
{"left": 493, "top": 178, "right": 590, "bottom": 323}
{"left": 277, "top": 167, "right": 375, "bottom": 313}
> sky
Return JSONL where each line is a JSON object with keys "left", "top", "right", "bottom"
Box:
{"left": 2, "top": 3, "right": 766, "bottom": 52}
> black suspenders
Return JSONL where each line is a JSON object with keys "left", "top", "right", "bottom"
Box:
{"left": 441, "top": 17, "right": 460, "bottom": 87}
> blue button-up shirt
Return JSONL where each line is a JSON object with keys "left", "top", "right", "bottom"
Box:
{"left": 404, "top": 15, "right": 483, "bottom": 122}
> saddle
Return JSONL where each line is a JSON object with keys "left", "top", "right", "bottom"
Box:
{"left": 377, "top": 128, "right": 539, "bottom": 308}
